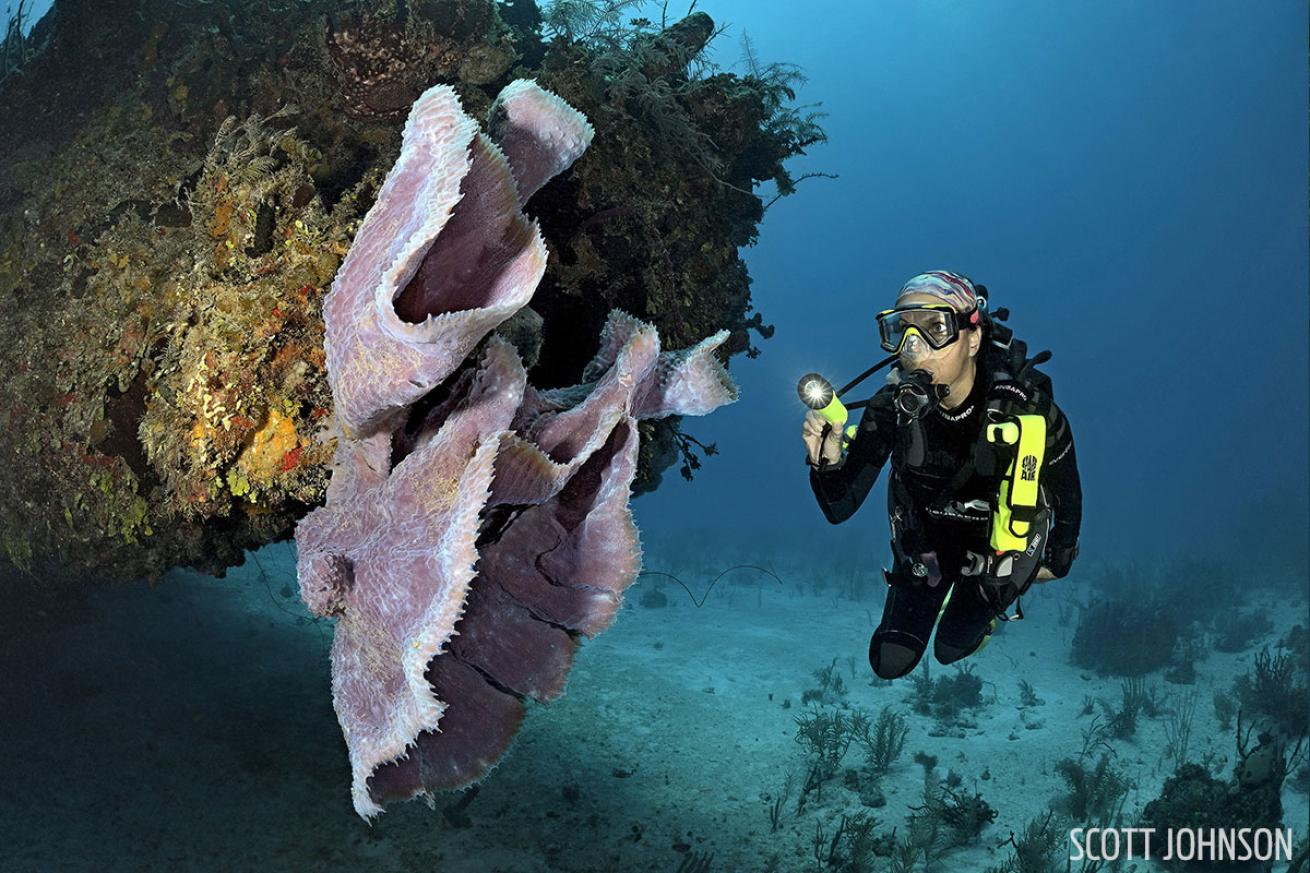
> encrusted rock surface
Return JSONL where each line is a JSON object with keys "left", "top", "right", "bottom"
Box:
{"left": 0, "top": 0, "right": 820, "bottom": 624}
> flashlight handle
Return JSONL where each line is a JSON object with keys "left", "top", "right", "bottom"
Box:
{"left": 818, "top": 395, "right": 848, "bottom": 428}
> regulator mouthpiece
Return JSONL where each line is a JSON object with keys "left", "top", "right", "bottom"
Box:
{"left": 893, "top": 369, "right": 949, "bottom": 419}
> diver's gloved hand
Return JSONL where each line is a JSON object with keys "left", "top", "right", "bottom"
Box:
{"left": 802, "top": 409, "right": 842, "bottom": 467}
{"left": 1041, "top": 539, "right": 1079, "bottom": 579}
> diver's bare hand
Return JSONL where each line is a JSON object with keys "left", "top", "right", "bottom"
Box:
{"left": 802, "top": 409, "right": 842, "bottom": 467}
{"left": 1032, "top": 566, "right": 1057, "bottom": 583}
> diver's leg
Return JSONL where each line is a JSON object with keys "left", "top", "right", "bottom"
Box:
{"left": 870, "top": 571, "right": 950, "bottom": 680}
{"left": 933, "top": 580, "right": 1009, "bottom": 664}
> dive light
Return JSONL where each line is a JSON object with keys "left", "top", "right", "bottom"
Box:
{"left": 797, "top": 373, "right": 857, "bottom": 447}
{"left": 795, "top": 351, "right": 902, "bottom": 452}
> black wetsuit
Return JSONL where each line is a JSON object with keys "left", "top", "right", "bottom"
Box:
{"left": 809, "top": 362, "right": 1082, "bottom": 679}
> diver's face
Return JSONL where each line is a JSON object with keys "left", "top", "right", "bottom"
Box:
{"left": 894, "top": 292, "right": 980, "bottom": 385}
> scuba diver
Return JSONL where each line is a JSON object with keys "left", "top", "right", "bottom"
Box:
{"left": 800, "top": 271, "right": 1082, "bottom": 680}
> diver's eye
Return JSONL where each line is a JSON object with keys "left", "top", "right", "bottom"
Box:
{"left": 928, "top": 323, "right": 949, "bottom": 339}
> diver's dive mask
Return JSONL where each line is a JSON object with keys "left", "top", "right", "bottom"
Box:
{"left": 876, "top": 302, "right": 981, "bottom": 354}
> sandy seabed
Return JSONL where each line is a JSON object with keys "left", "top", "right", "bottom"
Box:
{"left": 1, "top": 541, "right": 1305, "bottom": 873}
